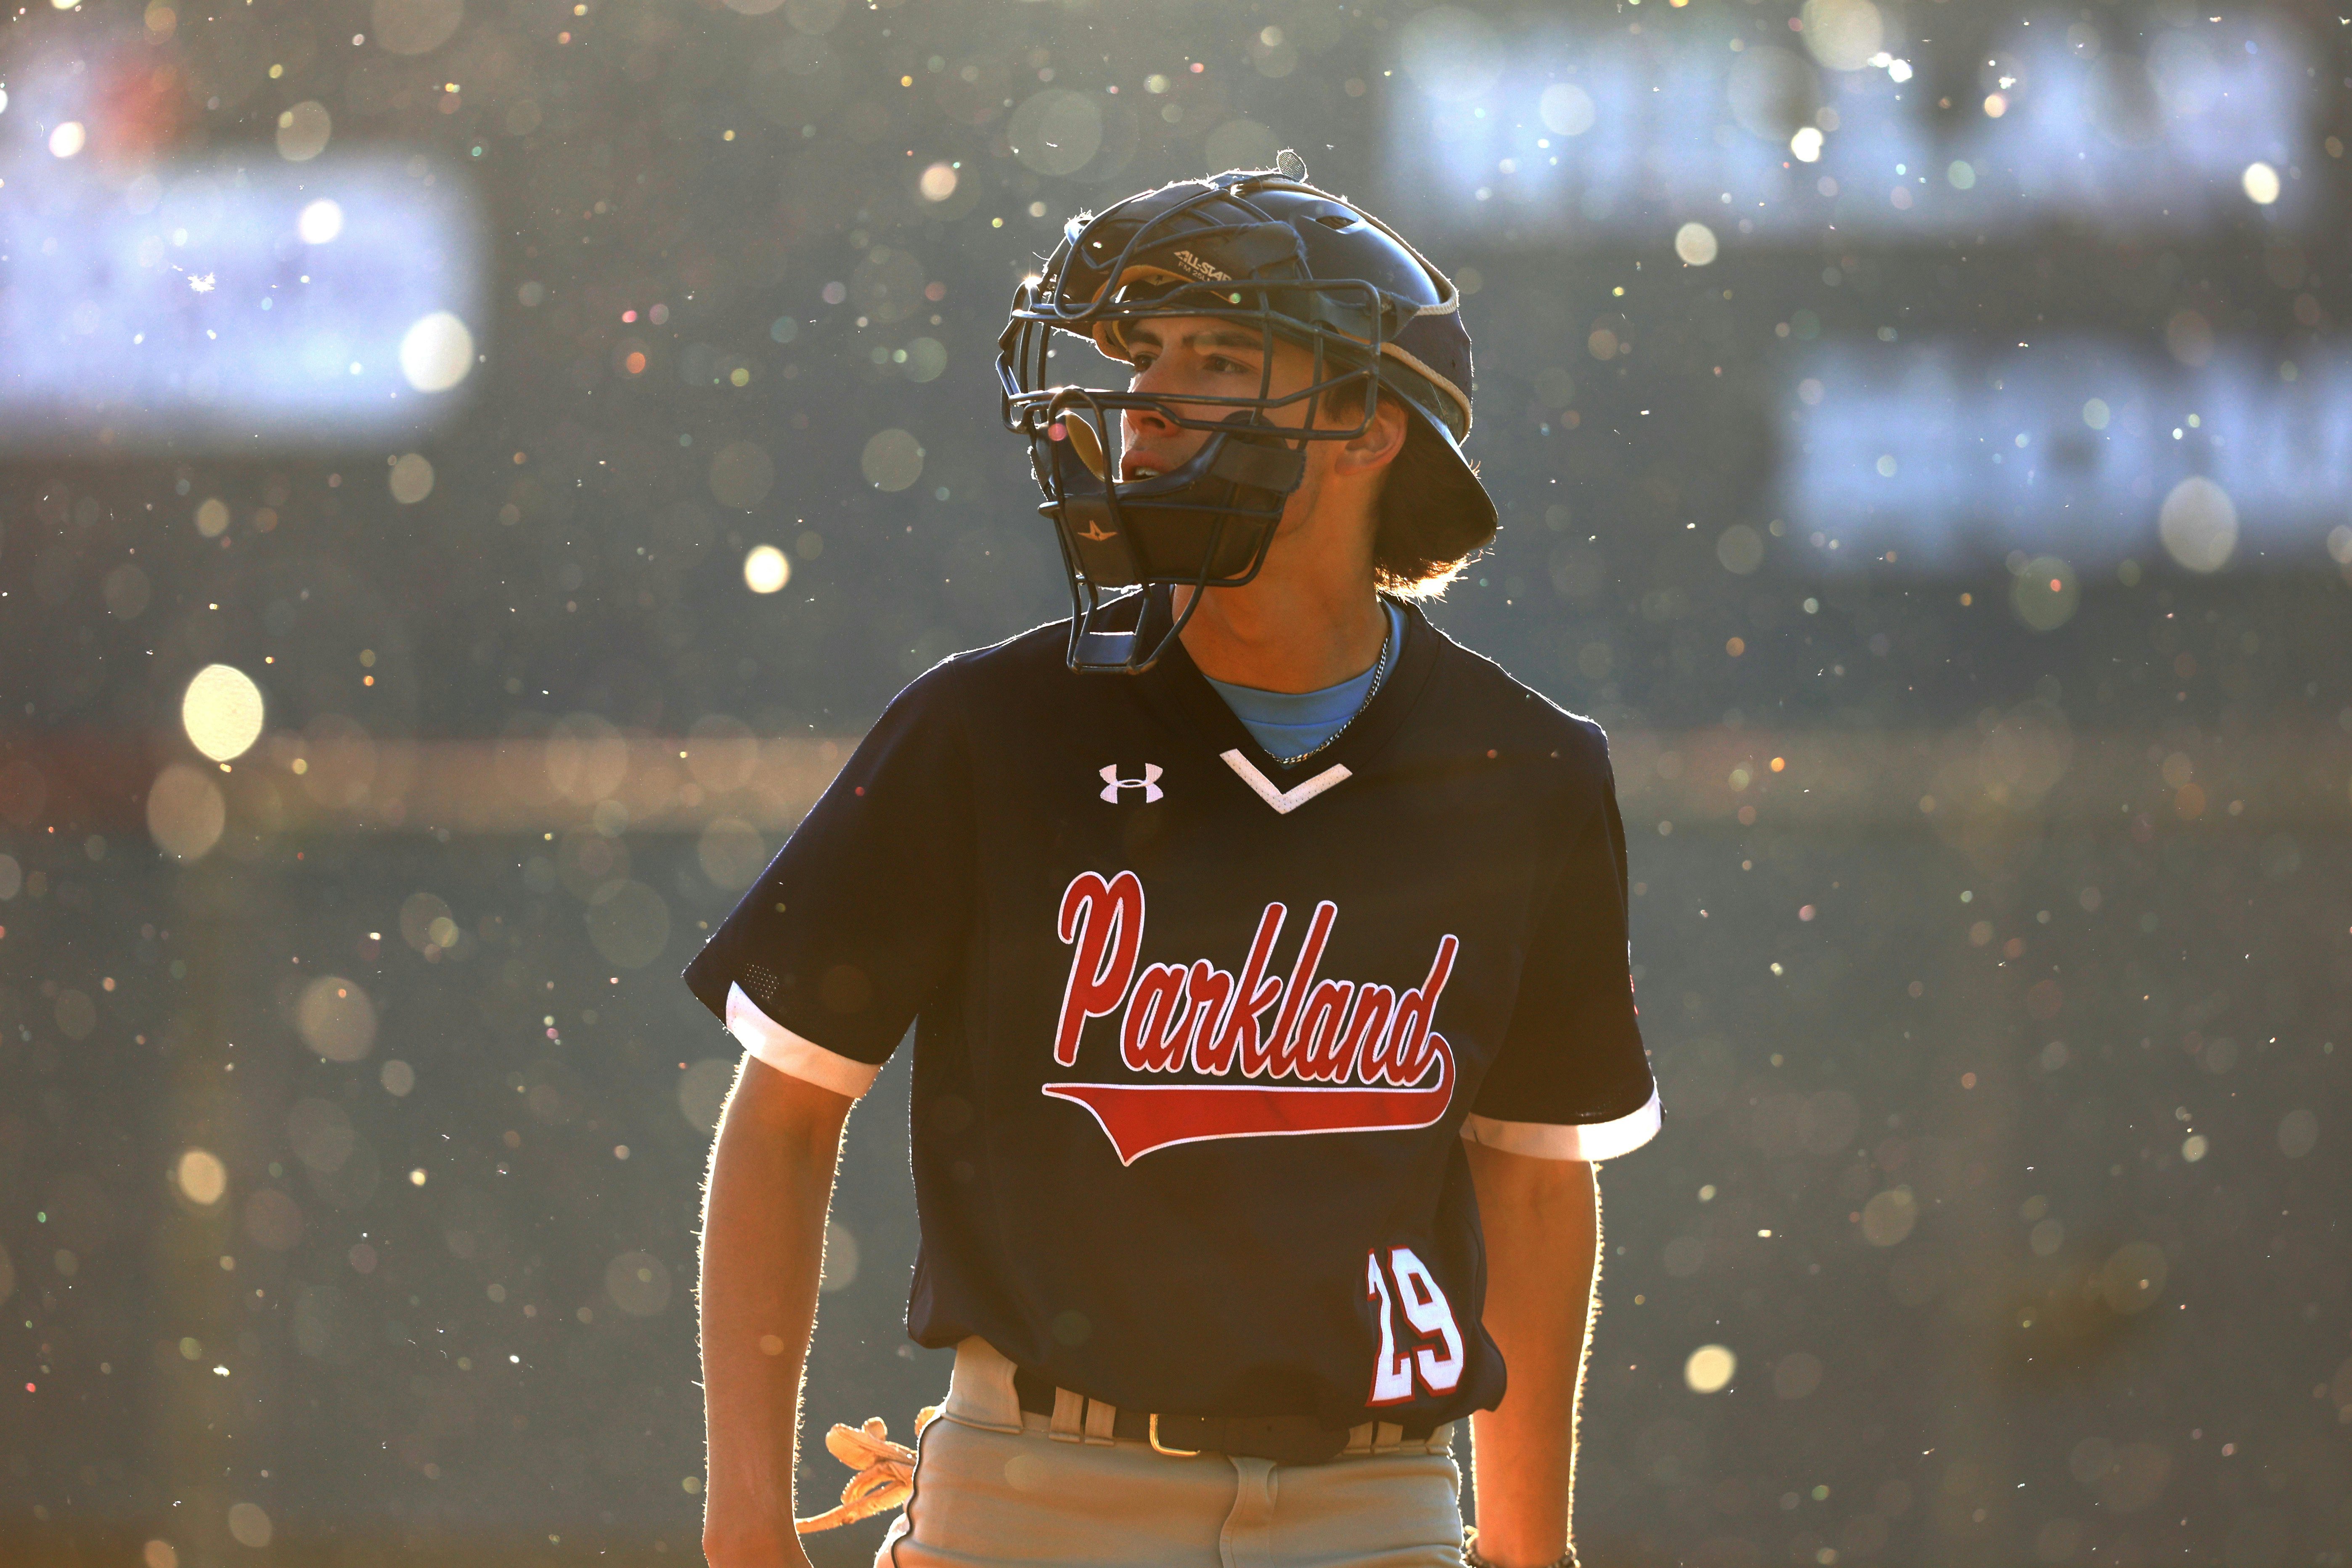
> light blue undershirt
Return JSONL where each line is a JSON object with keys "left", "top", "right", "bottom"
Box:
{"left": 1202, "top": 601, "right": 1405, "bottom": 762}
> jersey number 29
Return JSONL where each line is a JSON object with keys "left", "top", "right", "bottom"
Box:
{"left": 1365, "top": 1246, "right": 1464, "bottom": 1405}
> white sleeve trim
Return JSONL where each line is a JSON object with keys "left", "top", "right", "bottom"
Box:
{"left": 725, "top": 983, "right": 882, "bottom": 1101}
{"left": 1462, "top": 1086, "right": 1662, "bottom": 1163}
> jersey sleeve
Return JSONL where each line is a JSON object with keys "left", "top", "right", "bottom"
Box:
{"left": 681, "top": 666, "right": 975, "bottom": 1098}
{"left": 1464, "top": 735, "right": 1660, "bottom": 1160}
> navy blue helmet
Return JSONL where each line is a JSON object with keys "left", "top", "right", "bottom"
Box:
{"left": 999, "top": 155, "right": 1491, "bottom": 673}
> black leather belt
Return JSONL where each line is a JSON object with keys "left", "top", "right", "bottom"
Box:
{"left": 1011, "top": 1366, "right": 1437, "bottom": 1467}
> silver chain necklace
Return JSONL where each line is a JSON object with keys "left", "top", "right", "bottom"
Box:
{"left": 1265, "top": 608, "right": 1397, "bottom": 770}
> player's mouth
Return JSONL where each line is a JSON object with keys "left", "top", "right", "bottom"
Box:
{"left": 1119, "top": 454, "right": 1168, "bottom": 483}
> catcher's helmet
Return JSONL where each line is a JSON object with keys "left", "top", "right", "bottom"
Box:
{"left": 998, "top": 154, "right": 1492, "bottom": 674}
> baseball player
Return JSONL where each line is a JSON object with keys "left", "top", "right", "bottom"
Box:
{"left": 689, "top": 157, "right": 1660, "bottom": 1568}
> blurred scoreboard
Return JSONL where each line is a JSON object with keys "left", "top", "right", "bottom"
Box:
{"left": 0, "top": 154, "right": 483, "bottom": 451}
{"left": 0, "top": 21, "right": 484, "bottom": 452}
{"left": 1379, "top": 3, "right": 2345, "bottom": 575}
{"left": 1383, "top": 7, "right": 2310, "bottom": 240}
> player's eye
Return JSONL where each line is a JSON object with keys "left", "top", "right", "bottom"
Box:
{"left": 1203, "top": 354, "right": 1247, "bottom": 375}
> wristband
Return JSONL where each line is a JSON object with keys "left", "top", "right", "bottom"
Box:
{"left": 1462, "top": 1526, "right": 1579, "bottom": 1568}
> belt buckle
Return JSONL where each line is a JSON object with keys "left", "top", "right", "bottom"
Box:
{"left": 1147, "top": 1414, "right": 1202, "bottom": 1458}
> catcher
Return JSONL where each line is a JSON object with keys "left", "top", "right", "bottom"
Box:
{"left": 688, "top": 157, "right": 1661, "bottom": 1568}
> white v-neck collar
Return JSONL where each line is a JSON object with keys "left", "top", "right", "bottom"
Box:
{"left": 1219, "top": 750, "right": 1352, "bottom": 815}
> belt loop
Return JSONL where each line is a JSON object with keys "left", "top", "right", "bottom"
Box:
{"left": 1371, "top": 1420, "right": 1404, "bottom": 1455}
{"left": 1425, "top": 1420, "right": 1454, "bottom": 1454}
{"left": 945, "top": 1338, "right": 1025, "bottom": 1434}
{"left": 1049, "top": 1386, "right": 1087, "bottom": 1443}
{"left": 1082, "top": 1397, "right": 1118, "bottom": 1446}
{"left": 1342, "top": 1420, "right": 1374, "bottom": 1457}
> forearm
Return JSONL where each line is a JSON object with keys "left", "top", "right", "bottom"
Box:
{"left": 699, "top": 1056, "right": 852, "bottom": 1568}
{"left": 1465, "top": 1145, "right": 1602, "bottom": 1568}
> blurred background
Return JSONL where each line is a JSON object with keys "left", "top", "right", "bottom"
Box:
{"left": 3, "top": 0, "right": 2349, "bottom": 1564}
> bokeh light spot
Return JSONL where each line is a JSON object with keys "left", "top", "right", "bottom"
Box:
{"left": 1006, "top": 89, "right": 1103, "bottom": 176}
{"left": 398, "top": 312, "right": 475, "bottom": 392}
{"left": 2158, "top": 477, "right": 2238, "bottom": 572}
{"left": 372, "top": 0, "right": 465, "bottom": 56}
{"left": 1800, "top": 0, "right": 1885, "bottom": 71}
{"left": 679, "top": 1059, "right": 734, "bottom": 1132}
{"left": 389, "top": 453, "right": 436, "bottom": 503}
{"left": 297, "top": 199, "right": 344, "bottom": 245}
{"left": 48, "top": 122, "right": 85, "bottom": 159}
{"left": 1399, "top": 7, "right": 1503, "bottom": 101}
{"left": 1539, "top": 82, "right": 1597, "bottom": 137}
{"left": 2098, "top": 1242, "right": 2168, "bottom": 1314}
{"left": 1860, "top": 1186, "right": 1917, "bottom": 1246}
{"left": 226, "top": 1503, "right": 273, "bottom": 1549}
{"left": 1685, "top": 1343, "right": 1737, "bottom": 1393}
{"left": 2009, "top": 556, "right": 2078, "bottom": 631}
{"left": 585, "top": 881, "right": 671, "bottom": 968}
{"left": 1202, "top": 117, "right": 1279, "bottom": 174}
{"left": 742, "top": 545, "right": 790, "bottom": 594}
{"left": 698, "top": 816, "right": 768, "bottom": 888}
{"left": 182, "top": 664, "right": 265, "bottom": 761}
{"left": 1716, "top": 524, "right": 1765, "bottom": 575}
{"left": 296, "top": 975, "right": 379, "bottom": 1062}
{"left": 604, "top": 1251, "right": 672, "bottom": 1316}
{"left": 176, "top": 1149, "right": 228, "bottom": 1207}
{"left": 1674, "top": 222, "right": 1719, "bottom": 266}
{"left": 146, "top": 763, "right": 227, "bottom": 860}
{"left": 820, "top": 1220, "right": 860, "bottom": 1293}
{"left": 904, "top": 336, "right": 948, "bottom": 382}
{"left": 275, "top": 101, "right": 332, "bottom": 162}
{"left": 861, "top": 428, "right": 925, "bottom": 491}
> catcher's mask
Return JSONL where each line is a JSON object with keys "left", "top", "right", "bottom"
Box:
{"left": 998, "top": 152, "right": 1491, "bottom": 674}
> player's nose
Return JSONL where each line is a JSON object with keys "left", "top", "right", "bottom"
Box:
{"left": 1121, "top": 392, "right": 1181, "bottom": 444}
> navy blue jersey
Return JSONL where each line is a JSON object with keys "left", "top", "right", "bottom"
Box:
{"left": 683, "top": 601, "right": 1658, "bottom": 1429}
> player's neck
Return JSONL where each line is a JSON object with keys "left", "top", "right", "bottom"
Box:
{"left": 1174, "top": 501, "right": 1386, "bottom": 695}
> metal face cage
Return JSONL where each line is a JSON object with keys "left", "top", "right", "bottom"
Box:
{"left": 997, "top": 169, "right": 1421, "bottom": 674}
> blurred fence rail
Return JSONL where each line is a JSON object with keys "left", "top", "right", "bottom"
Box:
{"left": 4, "top": 722, "right": 2348, "bottom": 846}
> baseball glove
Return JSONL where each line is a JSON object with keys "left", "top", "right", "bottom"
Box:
{"left": 793, "top": 1407, "right": 939, "bottom": 1534}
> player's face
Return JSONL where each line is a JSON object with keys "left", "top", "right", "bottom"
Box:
{"left": 1115, "top": 315, "right": 1327, "bottom": 485}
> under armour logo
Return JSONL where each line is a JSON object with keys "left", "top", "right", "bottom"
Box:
{"left": 1099, "top": 764, "right": 1164, "bottom": 803}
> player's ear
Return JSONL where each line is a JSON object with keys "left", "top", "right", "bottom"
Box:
{"left": 1331, "top": 392, "right": 1409, "bottom": 479}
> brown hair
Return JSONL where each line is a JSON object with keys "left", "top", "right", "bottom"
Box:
{"left": 1321, "top": 384, "right": 1494, "bottom": 598}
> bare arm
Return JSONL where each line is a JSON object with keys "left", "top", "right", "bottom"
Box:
{"left": 699, "top": 1053, "right": 855, "bottom": 1568}
{"left": 1464, "top": 1143, "right": 1603, "bottom": 1568}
